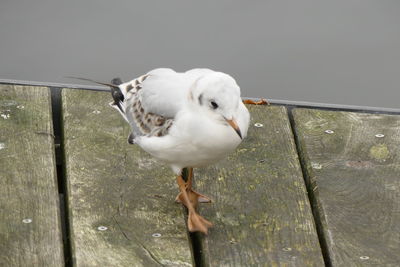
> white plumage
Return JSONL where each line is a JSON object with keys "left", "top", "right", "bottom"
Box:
{"left": 113, "top": 68, "right": 250, "bottom": 174}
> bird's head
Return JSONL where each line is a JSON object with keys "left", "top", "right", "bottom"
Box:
{"left": 189, "top": 72, "right": 243, "bottom": 139}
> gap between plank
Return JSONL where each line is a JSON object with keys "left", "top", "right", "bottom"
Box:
{"left": 50, "top": 87, "right": 73, "bottom": 267}
{"left": 286, "top": 107, "right": 332, "bottom": 267}
{"left": 182, "top": 168, "right": 206, "bottom": 267}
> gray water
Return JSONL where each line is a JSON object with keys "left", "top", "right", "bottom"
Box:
{"left": 1, "top": 0, "right": 399, "bottom": 109}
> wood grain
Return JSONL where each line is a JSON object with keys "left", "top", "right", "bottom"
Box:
{"left": 0, "top": 85, "right": 64, "bottom": 266}
{"left": 62, "top": 89, "right": 192, "bottom": 266}
{"left": 293, "top": 108, "right": 400, "bottom": 266}
{"left": 194, "top": 105, "right": 324, "bottom": 266}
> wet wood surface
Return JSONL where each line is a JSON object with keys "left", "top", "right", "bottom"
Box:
{"left": 293, "top": 108, "right": 400, "bottom": 266}
{"left": 0, "top": 85, "right": 64, "bottom": 266}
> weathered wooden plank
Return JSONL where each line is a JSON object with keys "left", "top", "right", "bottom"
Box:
{"left": 0, "top": 85, "right": 64, "bottom": 266}
{"left": 62, "top": 89, "right": 192, "bottom": 266}
{"left": 194, "top": 105, "right": 324, "bottom": 266}
{"left": 292, "top": 108, "right": 400, "bottom": 266}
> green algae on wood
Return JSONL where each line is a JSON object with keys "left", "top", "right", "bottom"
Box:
{"left": 194, "top": 105, "right": 324, "bottom": 266}
{"left": 293, "top": 108, "right": 400, "bottom": 266}
{"left": 61, "top": 89, "right": 192, "bottom": 266}
{"left": 369, "top": 144, "right": 390, "bottom": 161}
{"left": 0, "top": 85, "right": 64, "bottom": 266}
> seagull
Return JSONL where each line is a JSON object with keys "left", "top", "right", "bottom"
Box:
{"left": 107, "top": 68, "right": 254, "bottom": 234}
{"left": 69, "top": 68, "right": 263, "bottom": 234}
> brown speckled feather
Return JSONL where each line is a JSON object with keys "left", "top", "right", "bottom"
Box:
{"left": 122, "top": 74, "right": 174, "bottom": 139}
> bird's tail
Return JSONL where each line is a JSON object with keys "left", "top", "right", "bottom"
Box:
{"left": 109, "top": 77, "right": 143, "bottom": 143}
{"left": 65, "top": 75, "right": 143, "bottom": 143}
{"left": 109, "top": 77, "right": 125, "bottom": 115}
{"left": 65, "top": 75, "right": 130, "bottom": 122}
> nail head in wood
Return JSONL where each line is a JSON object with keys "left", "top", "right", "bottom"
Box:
{"left": 22, "top": 218, "right": 32, "bottom": 224}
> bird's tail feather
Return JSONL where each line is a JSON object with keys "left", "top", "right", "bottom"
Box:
{"left": 109, "top": 77, "right": 143, "bottom": 142}
{"left": 65, "top": 75, "right": 128, "bottom": 119}
{"left": 108, "top": 78, "right": 134, "bottom": 130}
{"left": 65, "top": 76, "right": 142, "bottom": 143}
{"left": 109, "top": 77, "right": 125, "bottom": 114}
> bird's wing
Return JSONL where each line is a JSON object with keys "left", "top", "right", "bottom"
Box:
{"left": 139, "top": 68, "right": 214, "bottom": 117}
{"left": 138, "top": 68, "right": 187, "bottom": 118}
{"left": 110, "top": 68, "right": 214, "bottom": 142}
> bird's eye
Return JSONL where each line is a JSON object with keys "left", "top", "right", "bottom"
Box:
{"left": 210, "top": 101, "right": 219, "bottom": 109}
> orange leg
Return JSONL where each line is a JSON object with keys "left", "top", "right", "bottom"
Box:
{"left": 176, "top": 175, "right": 213, "bottom": 234}
{"left": 243, "top": 98, "right": 270, "bottom": 105}
{"left": 175, "top": 167, "right": 212, "bottom": 206}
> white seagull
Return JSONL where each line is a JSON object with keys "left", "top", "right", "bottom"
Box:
{"left": 81, "top": 68, "right": 253, "bottom": 234}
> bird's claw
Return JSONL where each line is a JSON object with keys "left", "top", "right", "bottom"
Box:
{"left": 175, "top": 189, "right": 212, "bottom": 207}
{"left": 188, "top": 211, "right": 213, "bottom": 234}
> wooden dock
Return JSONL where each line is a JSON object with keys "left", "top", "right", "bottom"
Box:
{"left": 1, "top": 84, "right": 399, "bottom": 266}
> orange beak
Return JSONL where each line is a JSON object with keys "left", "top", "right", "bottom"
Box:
{"left": 225, "top": 118, "right": 242, "bottom": 139}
